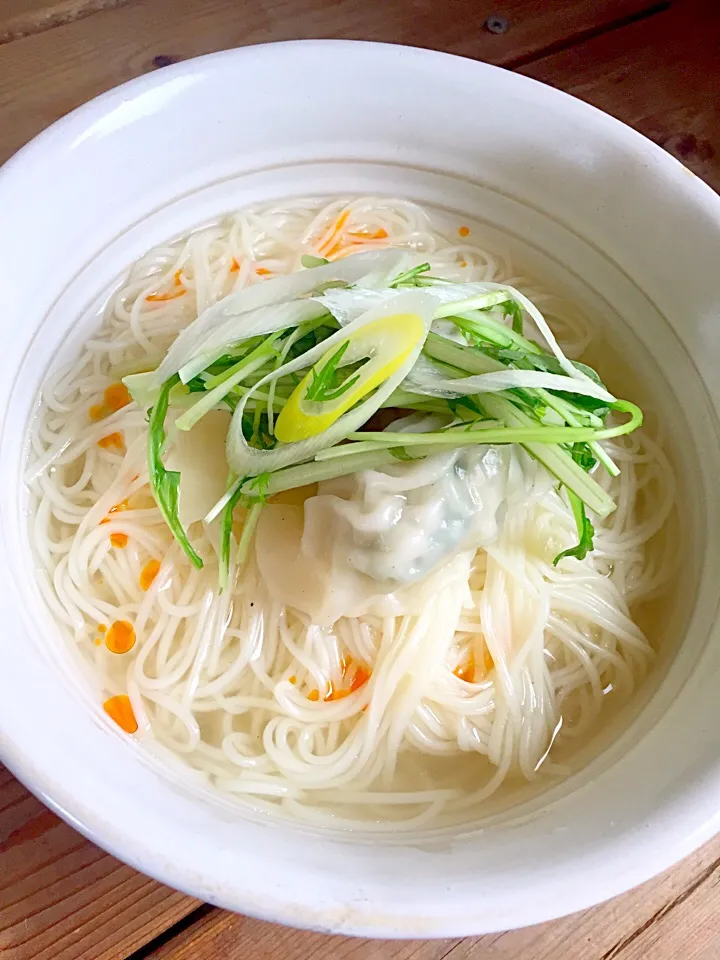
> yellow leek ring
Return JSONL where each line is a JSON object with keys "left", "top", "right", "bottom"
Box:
{"left": 274, "top": 312, "right": 425, "bottom": 443}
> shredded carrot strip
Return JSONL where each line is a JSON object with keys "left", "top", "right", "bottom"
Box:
{"left": 98, "top": 432, "right": 124, "bottom": 451}
{"left": 316, "top": 209, "right": 350, "bottom": 257}
{"left": 146, "top": 270, "right": 185, "bottom": 302}
{"left": 103, "top": 694, "right": 138, "bottom": 733}
{"left": 146, "top": 288, "right": 186, "bottom": 302}
{"left": 458, "top": 225, "right": 470, "bottom": 238}
{"left": 139, "top": 558, "right": 161, "bottom": 591}
{"left": 323, "top": 238, "right": 346, "bottom": 260}
{"left": 255, "top": 266, "right": 272, "bottom": 276}
{"left": 105, "top": 619, "right": 136, "bottom": 654}
{"left": 110, "top": 532, "right": 129, "bottom": 548}
{"left": 349, "top": 227, "right": 388, "bottom": 240}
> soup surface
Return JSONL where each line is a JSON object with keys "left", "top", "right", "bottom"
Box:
{"left": 26, "top": 196, "right": 676, "bottom": 828}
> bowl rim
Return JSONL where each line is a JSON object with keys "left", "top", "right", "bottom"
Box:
{"left": 2, "top": 38, "right": 720, "bottom": 937}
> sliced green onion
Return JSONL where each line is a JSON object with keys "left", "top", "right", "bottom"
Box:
{"left": 175, "top": 332, "right": 284, "bottom": 432}
{"left": 239, "top": 449, "right": 401, "bottom": 498}
{"left": 434, "top": 290, "right": 513, "bottom": 318}
{"left": 148, "top": 375, "right": 203, "bottom": 569}
{"left": 237, "top": 502, "right": 263, "bottom": 567}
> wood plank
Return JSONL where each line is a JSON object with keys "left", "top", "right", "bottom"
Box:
{"left": 147, "top": 909, "right": 461, "bottom": 960}
{"left": 0, "top": 0, "right": 663, "bottom": 165}
{"left": 605, "top": 861, "right": 720, "bottom": 960}
{"left": 146, "top": 835, "right": 720, "bottom": 959}
{"left": 444, "top": 840, "right": 720, "bottom": 960}
{"left": 521, "top": 0, "right": 720, "bottom": 190}
{"left": 0, "top": 0, "right": 126, "bottom": 44}
{"left": 0, "top": 765, "right": 201, "bottom": 960}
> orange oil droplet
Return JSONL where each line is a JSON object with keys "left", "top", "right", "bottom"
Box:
{"left": 140, "top": 558, "right": 161, "bottom": 591}
{"left": 350, "top": 666, "right": 371, "bottom": 692}
{"left": 307, "top": 689, "right": 320, "bottom": 702}
{"left": 326, "top": 684, "right": 349, "bottom": 702}
{"left": 98, "top": 624, "right": 107, "bottom": 633}
{"left": 458, "top": 225, "right": 470, "bottom": 238}
{"left": 255, "top": 266, "right": 272, "bottom": 276}
{"left": 110, "top": 532, "right": 128, "bottom": 548}
{"left": 105, "top": 619, "right": 136, "bottom": 655}
{"left": 98, "top": 431, "right": 124, "bottom": 450}
{"left": 453, "top": 649, "right": 476, "bottom": 684}
{"left": 103, "top": 694, "right": 138, "bottom": 733}
{"left": 104, "top": 383, "right": 131, "bottom": 412}
{"left": 89, "top": 403, "right": 106, "bottom": 421}
{"left": 101, "top": 498, "right": 130, "bottom": 526}
{"left": 483, "top": 647, "right": 494, "bottom": 674}
{"left": 229, "top": 257, "right": 240, "bottom": 273}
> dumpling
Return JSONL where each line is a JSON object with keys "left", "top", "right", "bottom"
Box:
{"left": 305, "top": 446, "right": 508, "bottom": 584}
{"left": 255, "top": 446, "right": 508, "bottom": 625}
{"left": 165, "top": 409, "right": 232, "bottom": 527}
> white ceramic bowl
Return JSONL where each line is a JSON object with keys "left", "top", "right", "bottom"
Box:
{"left": 1, "top": 41, "right": 720, "bottom": 937}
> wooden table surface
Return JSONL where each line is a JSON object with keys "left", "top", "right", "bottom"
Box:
{"left": 1, "top": 0, "right": 719, "bottom": 957}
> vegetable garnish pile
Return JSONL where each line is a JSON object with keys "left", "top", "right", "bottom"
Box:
{"left": 124, "top": 249, "right": 642, "bottom": 584}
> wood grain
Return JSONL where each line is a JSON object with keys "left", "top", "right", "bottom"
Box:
{"left": 521, "top": 0, "right": 720, "bottom": 189}
{"left": 0, "top": 0, "right": 127, "bottom": 44}
{"left": 144, "top": 834, "right": 720, "bottom": 959}
{"left": 148, "top": 913, "right": 461, "bottom": 960}
{"left": 0, "top": 0, "right": 661, "bottom": 165}
{"left": 0, "top": 765, "right": 200, "bottom": 960}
